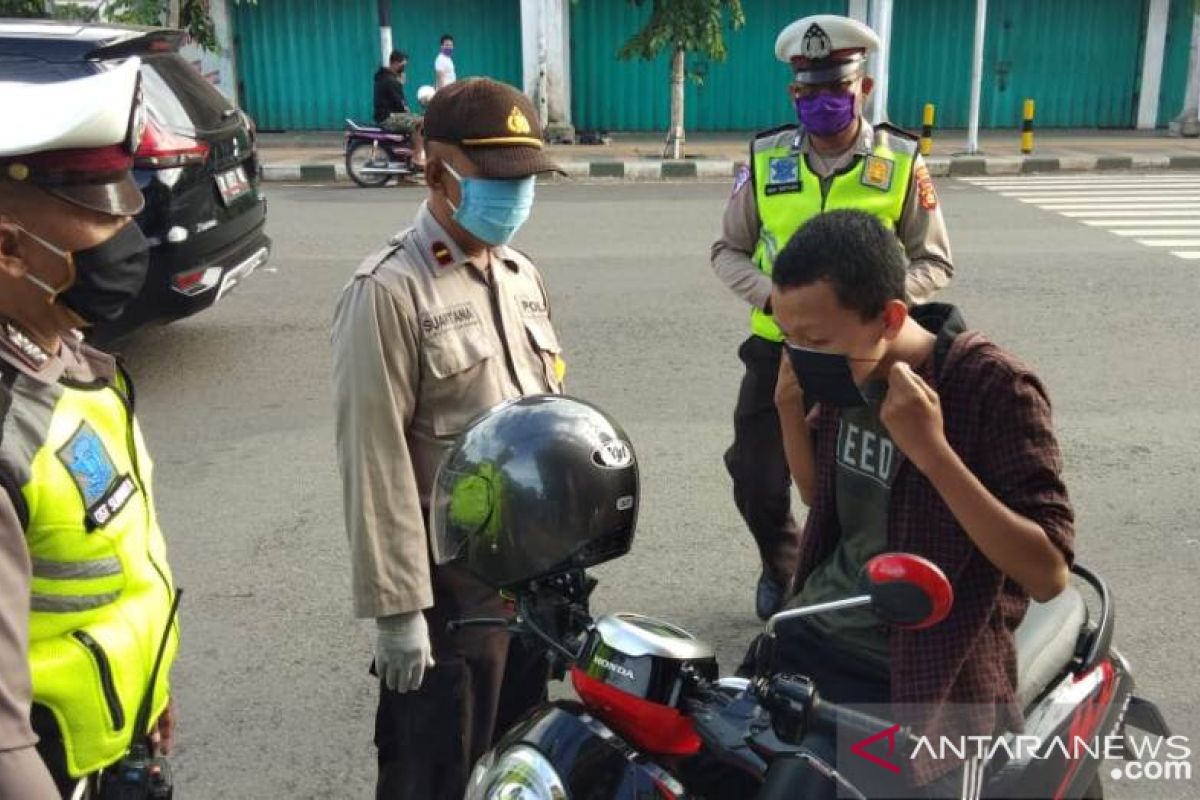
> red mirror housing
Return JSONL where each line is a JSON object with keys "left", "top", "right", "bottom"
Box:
{"left": 863, "top": 553, "right": 954, "bottom": 630}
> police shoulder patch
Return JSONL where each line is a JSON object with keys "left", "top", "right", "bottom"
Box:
{"left": 732, "top": 163, "right": 751, "bottom": 196}
{"left": 56, "top": 421, "right": 137, "bottom": 530}
{"left": 915, "top": 163, "right": 939, "bottom": 210}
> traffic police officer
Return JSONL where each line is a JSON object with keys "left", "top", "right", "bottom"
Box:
{"left": 332, "top": 78, "right": 566, "bottom": 800}
{"left": 0, "top": 61, "right": 178, "bottom": 797}
{"left": 712, "top": 15, "right": 954, "bottom": 620}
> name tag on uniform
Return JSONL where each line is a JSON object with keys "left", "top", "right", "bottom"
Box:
{"left": 420, "top": 302, "right": 480, "bottom": 338}
{"left": 765, "top": 156, "right": 801, "bottom": 196}
{"left": 518, "top": 296, "right": 548, "bottom": 318}
{"left": 860, "top": 155, "right": 895, "bottom": 192}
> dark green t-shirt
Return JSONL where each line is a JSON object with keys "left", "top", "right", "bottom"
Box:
{"left": 791, "top": 381, "right": 899, "bottom": 675}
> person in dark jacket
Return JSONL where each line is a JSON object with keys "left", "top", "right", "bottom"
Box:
{"left": 765, "top": 209, "right": 1074, "bottom": 797}
{"left": 373, "top": 50, "right": 425, "bottom": 167}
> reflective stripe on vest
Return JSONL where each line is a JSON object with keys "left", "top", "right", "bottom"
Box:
{"left": 12, "top": 373, "right": 178, "bottom": 778}
{"left": 749, "top": 128, "right": 915, "bottom": 341}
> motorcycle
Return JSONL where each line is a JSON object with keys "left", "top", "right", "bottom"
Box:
{"left": 343, "top": 119, "right": 419, "bottom": 188}
{"left": 464, "top": 556, "right": 1172, "bottom": 799}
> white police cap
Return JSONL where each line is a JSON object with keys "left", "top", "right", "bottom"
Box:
{"left": 0, "top": 58, "right": 146, "bottom": 215}
{"left": 775, "top": 15, "right": 881, "bottom": 84}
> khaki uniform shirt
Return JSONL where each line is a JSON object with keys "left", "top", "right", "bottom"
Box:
{"left": 0, "top": 328, "right": 105, "bottom": 800}
{"left": 711, "top": 121, "right": 954, "bottom": 307}
{"left": 332, "top": 203, "right": 564, "bottom": 619}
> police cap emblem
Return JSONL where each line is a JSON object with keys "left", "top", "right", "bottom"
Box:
{"left": 801, "top": 23, "right": 833, "bottom": 61}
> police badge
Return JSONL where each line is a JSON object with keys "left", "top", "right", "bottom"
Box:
{"left": 861, "top": 155, "right": 895, "bottom": 191}
{"left": 765, "top": 156, "right": 801, "bottom": 196}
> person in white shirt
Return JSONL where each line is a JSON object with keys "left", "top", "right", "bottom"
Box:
{"left": 435, "top": 34, "right": 456, "bottom": 89}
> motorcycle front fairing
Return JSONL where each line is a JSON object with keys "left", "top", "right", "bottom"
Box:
{"left": 484, "top": 701, "right": 690, "bottom": 799}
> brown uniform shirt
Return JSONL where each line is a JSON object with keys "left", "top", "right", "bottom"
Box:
{"left": 711, "top": 120, "right": 954, "bottom": 307}
{"left": 332, "top": 202, "right": 564, "bottom": 619}
{"left": 0, "top": 330, "right": 103, "bottom": 798}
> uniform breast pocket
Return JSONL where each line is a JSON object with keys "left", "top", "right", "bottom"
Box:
{"left": 523, "top": 317, "right": 564, "bottom": 391}
{"left": 422, "top": 329, "right": 497, "bottom": 436}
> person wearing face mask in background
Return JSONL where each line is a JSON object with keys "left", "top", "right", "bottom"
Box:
{"left": 759, "top": 209, "right": 1071, "bottom": 797}
{"left": 434, "top": 33, "right": 457, "bottom": 89}
{"left": 332, "top": 77, "right": 566, "bottom": 800}
{"left": 711, "top": 14, "right": 954, "bottom": 622}
{"left": 0, "top": 61, "right": 179, "bottom": 798}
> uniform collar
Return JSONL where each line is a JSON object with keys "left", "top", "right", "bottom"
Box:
{"left": 410, "top": 201, "right": 523, "bottom": 278}
{"left": 797, "top": 118, "right": 875, "bottom": 156}
{"left": 0, "top": 320, "right": 115, "bottom": 386}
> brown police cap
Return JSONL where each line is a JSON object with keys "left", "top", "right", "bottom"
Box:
{"left": 423, "top": 78, "right": 564, "bottom": 178}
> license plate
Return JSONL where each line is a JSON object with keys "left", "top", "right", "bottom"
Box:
{"left": 216, "top": 166, "right": 251, "bottom": 205}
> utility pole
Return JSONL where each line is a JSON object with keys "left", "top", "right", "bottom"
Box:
{"left": 377, "top": 0, "right": 393, "bottom": 67}
{"left": 1171, "top": 0, "right": 1200, "bottom": 137}
{"left": 966, "top": 0, "right": 987, "bottom": 153}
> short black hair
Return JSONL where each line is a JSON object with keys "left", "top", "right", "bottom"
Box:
{"left": 440, "top": 34, "right": 454, "bottom": 45}
{"left": 772, "top": 209, "right": 906, "bottom": 320}
{"left": 389, "top": 50, "right": 407, "bottom": 66}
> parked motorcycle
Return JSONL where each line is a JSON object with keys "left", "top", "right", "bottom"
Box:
{"left": 344, "top": 85, "right": 435, "bottom": 188}
{"left": 343, "top": 119, "right": 418, "bottom": 188}
{"left": 464, "top": 557, "right": 1172, "bottom": 799}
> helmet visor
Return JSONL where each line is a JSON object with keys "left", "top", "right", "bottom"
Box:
{"left": 429, "top": 459, "right": 501, "bottom": 566}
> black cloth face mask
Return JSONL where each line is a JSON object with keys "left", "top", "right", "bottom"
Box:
{"left": 22, "top": 222, "right": 150, "bottom": 324}
{"left": 784, "top": 342, "right": 871, "bottom": 408}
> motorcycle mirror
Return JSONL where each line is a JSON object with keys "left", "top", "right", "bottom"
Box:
{"left": 861, "top": 553, "right": 953, "bottom": 629}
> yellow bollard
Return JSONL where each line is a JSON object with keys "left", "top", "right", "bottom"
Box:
{"left": 920, "top": 104, "right": 935, "bottom": 156}
{"left": 1021, "top": 99, "right": 1035, "bottom": 154}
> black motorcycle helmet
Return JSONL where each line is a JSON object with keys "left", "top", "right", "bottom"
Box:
{"left": 430, "top": 395, "right": 639, "bottom": 589}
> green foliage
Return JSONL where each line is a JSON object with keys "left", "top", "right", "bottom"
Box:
{"left": 0, "top": 0, "right": 47, "bottom": 16}
{"left": 617, "top": 0, "right": 745, "bottom": 83}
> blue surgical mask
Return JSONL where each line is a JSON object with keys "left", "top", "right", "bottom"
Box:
{"left": 443, "top": 163, "right": 535, "bottom": 245}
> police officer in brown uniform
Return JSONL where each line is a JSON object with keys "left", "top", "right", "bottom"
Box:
{"left": 332, "top": 78, "right": 566, "bottom": 800}
{"left": 711, "top": 15, "right": 954, "bottom": 620}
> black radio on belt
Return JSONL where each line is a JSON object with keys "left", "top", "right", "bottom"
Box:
{"left": 98, "top": 590, "right": 181, "bottom": 800}
{"left": 99, "top": 745, "right": 173, "bottom": 800}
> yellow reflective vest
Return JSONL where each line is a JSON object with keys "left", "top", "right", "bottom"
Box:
{"left": 749, "top": 124, "right": 916, "bottom": 342}
{"left": 1, "top": 359, "right": 177, "bottom": 777}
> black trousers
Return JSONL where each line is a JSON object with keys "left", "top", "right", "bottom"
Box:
{"left": 724, "top": 335, "right": 803, "bottom": 585}
{"left": 374, "top": 564, "right": 549, "bottom": 800}
{"left": 30, "top": 705, "right": 78, "bottom": 799}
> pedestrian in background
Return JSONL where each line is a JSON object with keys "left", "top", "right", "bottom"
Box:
{"left": 435, "top": 34, "right": 456, "bottom": 89}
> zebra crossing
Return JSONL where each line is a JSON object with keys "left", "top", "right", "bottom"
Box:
{"left": 959, "top": 173, "right": 1200, "bottom": 261}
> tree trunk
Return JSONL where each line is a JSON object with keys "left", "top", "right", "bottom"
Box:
{"left": 166, "top": 0, "right": 181, "bottom": 28}
{"left": 666, "top": 47, "right": 685, "bottom": 160}
{"left": 1172, "top": 6, "right": 1200, "bottom": 136}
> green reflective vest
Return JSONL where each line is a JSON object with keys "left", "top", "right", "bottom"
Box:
{"left": 749, "top": 124, "right": 916, "bottom": 341}
{"left": 2, "top": 361, "right": 177, "bottom": 777}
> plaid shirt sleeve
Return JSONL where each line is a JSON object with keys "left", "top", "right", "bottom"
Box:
{"left": 975, "top": 357, "right": 1075, "bottom": 564}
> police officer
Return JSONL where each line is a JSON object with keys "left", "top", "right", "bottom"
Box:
{"left": 0, "top": 61, "right": 178, "bottom": 797}
{"left": 712, "top": 15, "right": 954, "bottom": 621}
{"left": 332, "top": 78, "right": 566, "bottom": 800}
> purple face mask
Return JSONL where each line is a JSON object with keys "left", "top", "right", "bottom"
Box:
{"left": 441, "top": 46, "right": 454, "bottom": 56}
{"left": 796, "top": 92, "right": 857, "bottom": 137}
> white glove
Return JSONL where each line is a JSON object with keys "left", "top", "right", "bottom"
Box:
{"left": 375, "top": 611, "right": 436, "bottom": 693}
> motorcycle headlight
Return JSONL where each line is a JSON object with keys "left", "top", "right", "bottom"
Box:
{"left": 465, "top": 745, "right": 567, "bottom": 800}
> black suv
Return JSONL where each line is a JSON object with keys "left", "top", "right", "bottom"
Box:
{"left": 0, "top": 20, "right": 271, "bottom": 341}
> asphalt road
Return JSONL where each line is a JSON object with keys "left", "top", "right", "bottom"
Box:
{"left": 114, "top": 176, "right": 1200, "bottom": 798}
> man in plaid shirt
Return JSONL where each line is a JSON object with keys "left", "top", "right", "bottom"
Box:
{"left": 767, "top": 209, "right": 1075, "bottom": 796}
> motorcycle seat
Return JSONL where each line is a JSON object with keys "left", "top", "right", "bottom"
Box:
{"left": 345, "top": 118, "right": 383, "bottom": 132}
{"left": 1013, "top": 586, "right": 1087, "bottom": 709}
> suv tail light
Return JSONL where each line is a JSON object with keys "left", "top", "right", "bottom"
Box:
{"left": 135, "top": 118, "right": 209, "bottom": 169}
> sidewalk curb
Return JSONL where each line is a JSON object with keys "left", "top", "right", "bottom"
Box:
{"left": 260, "top": 154, "right": 1200, "bottom": 183}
